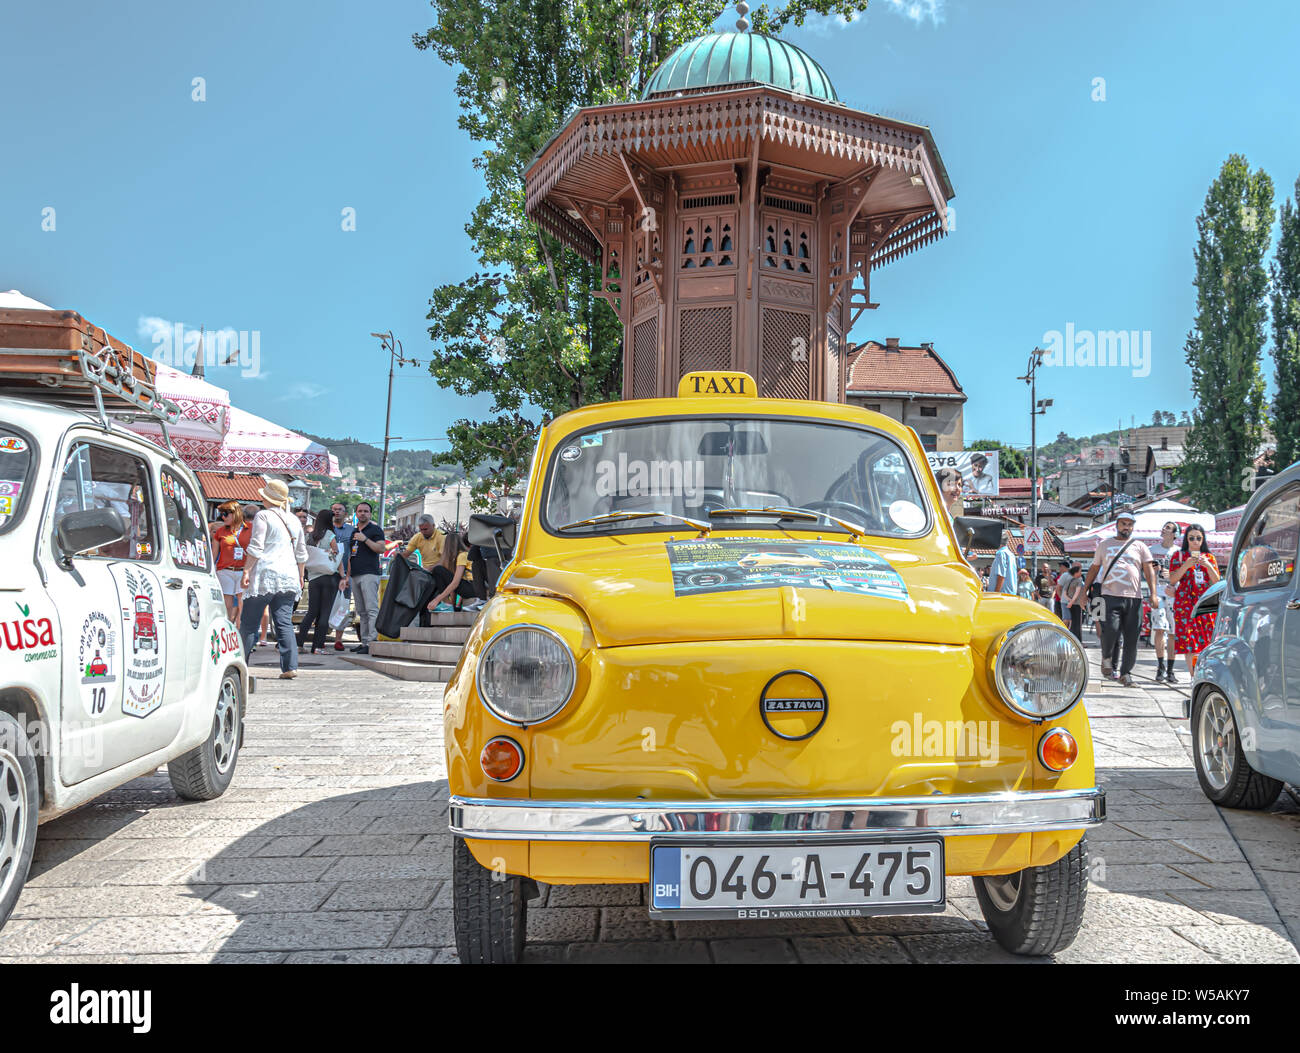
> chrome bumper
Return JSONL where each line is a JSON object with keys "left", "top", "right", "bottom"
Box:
{"left": 448, "top": 788, "right": 1106, "bottom": 841}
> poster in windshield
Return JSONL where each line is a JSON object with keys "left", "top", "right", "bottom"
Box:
{"left": 666, "top": 539, "right": 909, "bottom": 600}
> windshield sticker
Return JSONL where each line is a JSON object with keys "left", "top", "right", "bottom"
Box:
{"left": 0, "top": 480, "right": 21, "bottom": 497}
{"left": 560, "top": 445, "right": 581, "bottom": 462}
{"left": 666, "top": 539, "right": 909, "bottom": 600}
{"left": 579, "top": 431, "right": 607, "bottom": 448}
{"left": 0, "top": 436, "right": 28, "bottom": 453}
{"left": 888, "top": 500, "right": 924, "bottom": 532}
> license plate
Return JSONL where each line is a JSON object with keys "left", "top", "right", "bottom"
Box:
{"left": 649, "top": 839, "right": 945, "bottom": 920}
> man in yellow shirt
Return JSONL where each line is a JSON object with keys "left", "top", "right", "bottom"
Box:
{"left": 403, "top": 514, "right": 445, "bottom": 568}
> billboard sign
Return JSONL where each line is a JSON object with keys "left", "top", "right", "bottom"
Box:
{"left": 927, "top": 449, "right": 1001, "bottom": 498}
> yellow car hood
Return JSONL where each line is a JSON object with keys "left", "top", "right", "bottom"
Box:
{"left": 505, "top": 537, "right": 981, "bottom": 647}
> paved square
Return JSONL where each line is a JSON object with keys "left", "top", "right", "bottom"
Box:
{"left": 3, "top": 636, "right": 1297, "bottom": 963}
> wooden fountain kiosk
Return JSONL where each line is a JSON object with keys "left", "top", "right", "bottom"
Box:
{"left": 523, "top": 22, "right": 954, "bottom": 402}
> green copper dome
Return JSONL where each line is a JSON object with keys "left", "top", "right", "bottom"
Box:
{"left": 643, "top": 32, "right": 838, "bottom": 102}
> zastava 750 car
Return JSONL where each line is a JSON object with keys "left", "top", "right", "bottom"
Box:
{"left": 444, "top": 370, "right": 1104, "bottom": 963}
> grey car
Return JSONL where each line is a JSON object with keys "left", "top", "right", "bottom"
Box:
{"left": 1188, "top": 463, "right": 1300, "bottom": 807}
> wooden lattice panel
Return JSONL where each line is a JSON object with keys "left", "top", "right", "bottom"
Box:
{"left": 632, "top": 317, "right": 659, "bottom": 400}
{"left": 760, "top": 307, "right": 811, "bottom": 400}
{"left": 677, "top": 306, "right": 734, "bottom": 378}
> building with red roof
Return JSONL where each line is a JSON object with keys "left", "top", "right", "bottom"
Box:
{"left": 844, "top": 338, "right": 965, "bottom": 451}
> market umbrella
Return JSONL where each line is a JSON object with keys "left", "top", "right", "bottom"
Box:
{"left": 129, "top": 403, "right": 340, "bottom": 476}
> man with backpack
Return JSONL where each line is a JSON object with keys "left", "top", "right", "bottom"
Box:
{"left": 1081, "top": 510, "right": 1158, "bottom": 686}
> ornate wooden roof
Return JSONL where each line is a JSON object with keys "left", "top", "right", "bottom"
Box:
{"left": 524, "top": 85, "right": 953, "bottom": 267}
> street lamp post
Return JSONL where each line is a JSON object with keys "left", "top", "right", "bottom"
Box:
{"left": 370, "top": 330, "right": 405, "bottom": 532}
{"left": 1018, "top": 348, "right": 1051, "bottom": 578}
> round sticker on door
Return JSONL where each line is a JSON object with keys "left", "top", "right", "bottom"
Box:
{"left": 888, "top": 500, "right": 925, "bottom": 532}
{"left": 187, "top": 585, "right": 201, "bottom": 628}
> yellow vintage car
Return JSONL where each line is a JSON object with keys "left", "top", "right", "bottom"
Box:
{"left": 444, "top": 371, "right": 1104, "bottom": 963}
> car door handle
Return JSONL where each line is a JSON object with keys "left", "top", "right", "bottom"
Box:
{"left": 1287, "top": 600, "right": 1300, "bottom": 610}
{"left": 165, "top": 577, "right": 184, "bottom": 589}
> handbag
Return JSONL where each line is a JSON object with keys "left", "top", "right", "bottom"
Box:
{"left": 305, "top": 542, "right": 339, "bottom": 576}
{"left": 327, "top": 589, "right": 351, "bottom": 631}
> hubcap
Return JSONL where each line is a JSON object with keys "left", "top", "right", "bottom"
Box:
{"left": 0, "top": 746, "right": 29, "bottom": 906}
{"left": 1196, "top": 691, "right": 1235, "bottom": 792}
{"left": 983, "top": 871, "right": 1022, "bottom": 912}
{"left": 213, "top": 680, "right": 239, "bottom": 775}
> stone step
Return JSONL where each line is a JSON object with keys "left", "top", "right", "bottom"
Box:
{"left": 339, "top": 654, "right": 457, "bottom": 683}
{"left": 400, "top": 624, "right": 474, "bottom": 645}
{"left": 415, "top": 611, "right": 480, "bottom": 628}
{"left": 370, "top": 640, "right": 463, "bottom": 664}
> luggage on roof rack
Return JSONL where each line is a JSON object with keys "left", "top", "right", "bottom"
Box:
{"left": 0, "top": 308, "right": 180, "bottom": 431}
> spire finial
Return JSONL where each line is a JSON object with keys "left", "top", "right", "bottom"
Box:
{"left": 735, "top": 1, "right": 750, "bottom": 32}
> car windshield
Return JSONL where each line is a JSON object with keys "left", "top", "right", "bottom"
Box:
{"left": 544, "top": 417, "right": 930, "bottom": 538}
{"left": 0, "top": 426, "right": 35, "bottom": 535}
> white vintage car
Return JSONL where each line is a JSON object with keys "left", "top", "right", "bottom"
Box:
{"left": 0, "top": 387, "right": 248, "bottom": 930}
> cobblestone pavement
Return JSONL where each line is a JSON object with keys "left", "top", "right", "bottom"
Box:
{"left": 2, "top": 633, "right": 1297, "bottom": 964}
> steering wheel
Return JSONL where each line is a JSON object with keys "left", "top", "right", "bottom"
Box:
{"left": 801, "top": 500, "right": 873, "bottom": 526}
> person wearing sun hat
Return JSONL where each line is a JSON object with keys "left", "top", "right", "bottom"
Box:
{"left": 239, "top": 479, "right": 309, "bottom": 678}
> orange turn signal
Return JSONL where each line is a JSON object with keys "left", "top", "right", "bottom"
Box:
{"left": 1038, "top": 728, "right": 1078, "bottom": 772}
{"left": 481, "top": 737, "right": 524, "bottom": 782}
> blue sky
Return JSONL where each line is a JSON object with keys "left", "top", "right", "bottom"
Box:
{"left": 3, "top": 0, "right": 1298, "bottom": 458}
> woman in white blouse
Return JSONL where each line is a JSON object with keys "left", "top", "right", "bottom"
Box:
{"left": 239, "top": 480, "right": 308, "bottom": 678}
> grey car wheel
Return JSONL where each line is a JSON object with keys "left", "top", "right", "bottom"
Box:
{"left": 1191, "top": 689, "right": 1281, "bottom": 809}
{"left": 0, "top": 712, "right": 39, "bottom": 932}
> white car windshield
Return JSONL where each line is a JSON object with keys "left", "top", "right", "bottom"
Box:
{"left": 544, "top": 417, "right": 930, "bottom": 538}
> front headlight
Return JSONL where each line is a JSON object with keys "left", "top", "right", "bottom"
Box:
{"left": 989, "top": 621, "right": 1087, "bottom": 720}
{"left": 476, "top": 625, "right": 576, "bottom": 725}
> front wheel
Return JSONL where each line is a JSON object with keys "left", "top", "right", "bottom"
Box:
{"left": 452, "top": 837, "right": 527, "bottom": 964}
{"left": 1191, "top": 689, "right": 1281, "bottom": 809}
{"left": 973, "top": 837, "right": 1088, "bottom": 955}
{"left": 0, "top": 711, "right": 39, "bottom": 932}
{"left": 168, "top": 670, "right": 242, "bottom": 801}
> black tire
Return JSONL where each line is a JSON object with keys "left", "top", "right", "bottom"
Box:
{"left": 0, "top": 711, "right": 39, "bottom": 932}
{"left": 1191, "top": 689, "right": 1282, "bottom": 809}
{"left": 168, "top": 670, "right": 242, "bottom": 801}
{"left": 973, "top": 837, "right": 1088, "bottom": 956}
{"left": 452, "top": 836, "right": 527, "bottom": 964}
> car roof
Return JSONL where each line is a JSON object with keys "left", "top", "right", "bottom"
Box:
{"left": 2, "top": 392, "right": 183, "bottom": 465}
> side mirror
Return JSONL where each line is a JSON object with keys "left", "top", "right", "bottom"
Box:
{"left": 56, "top": 507, "right": 128, "bottom": 564}
{"left": 1191, "top": 579, "right": 1225, "bottom": 620}
{"left": 952, "top": 515, "right": 1004, "bottom": 552}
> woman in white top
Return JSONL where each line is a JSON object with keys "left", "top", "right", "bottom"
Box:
{"left": 239, "top": 480, "right": 308, "bottom": 678}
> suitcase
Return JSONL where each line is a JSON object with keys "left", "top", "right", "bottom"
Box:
{"left": 0, "top": 307, "right": 165, "bottom": 417}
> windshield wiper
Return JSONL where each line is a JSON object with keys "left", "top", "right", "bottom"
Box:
{"left": 558, "top": 510, "right": 712, "bottom": 535}
{"left": 708, "top": 505, "right": 866, "bottom": 539}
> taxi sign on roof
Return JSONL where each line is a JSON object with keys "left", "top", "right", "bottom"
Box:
{"left": 677, "top": 371, "right": 757, "bottom": 398}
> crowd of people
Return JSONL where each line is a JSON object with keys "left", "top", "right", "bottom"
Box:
{"left": 983, "top": 515, "right": 1219, "bottom": 689}
{"left": 207, "top": 493, "right": 490, "bottom": 679}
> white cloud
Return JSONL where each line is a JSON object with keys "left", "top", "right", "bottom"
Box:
{"left": 878, "top": 0, "right": 946, "bottom": 25}
{"left": 277, "top": 382, "right": 327, "bottom": 402}
{"left": 137, "top": 315, "right": 173, "bottom": 346}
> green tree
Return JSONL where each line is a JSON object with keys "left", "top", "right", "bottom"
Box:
{"left": 1271, "top": 174, "right": 1300, "bottom": 471}
{"left": 413, "top": 0, "right": 873, "bottom": 508}
{"left": 1180, "top": 155, "right": 1274, "bottom": 510}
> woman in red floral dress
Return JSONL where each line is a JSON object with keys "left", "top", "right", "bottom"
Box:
{"left": 1168, "top": 525, "right": 1220, "bottom": 675}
